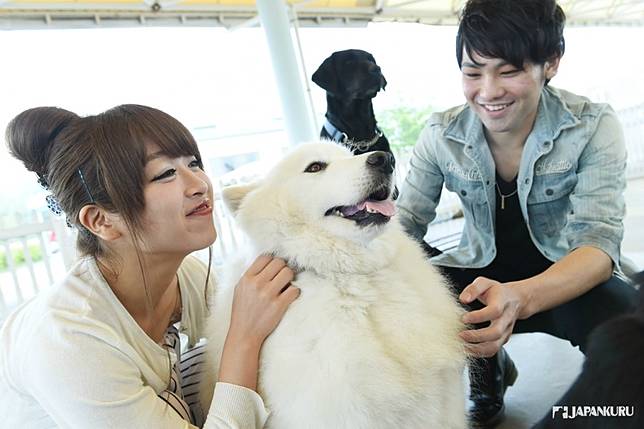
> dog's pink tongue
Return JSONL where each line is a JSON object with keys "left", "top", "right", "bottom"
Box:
{"left": 358, "top": 200, "right": 396, "bottom": 217}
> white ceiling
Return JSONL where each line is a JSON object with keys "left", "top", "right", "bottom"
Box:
{"left": 1, "top": 0, "right": 643, "bottom": 29}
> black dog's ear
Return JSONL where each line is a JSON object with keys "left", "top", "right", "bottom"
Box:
{"left": 312, "top": 54, "right": 340, "bottom": 95}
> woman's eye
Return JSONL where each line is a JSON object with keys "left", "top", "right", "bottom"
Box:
{"left": 463, "top": 72, "right": 480, "bottom": 78}
{"left": 152, "top": 169, "right": 176, "bottom": 181}
{"left": 501, "top": 69, "right": 520, "bottom": 76}
{"left": 304, "top": 162, "right": 327, "bottom": 173}
{"left": 189, "top": 158, "right": 203, "bottom": 169}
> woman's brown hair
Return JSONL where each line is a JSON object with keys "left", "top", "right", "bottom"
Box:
{"left": 6, "top": 104, "right": 213, "bottom": 299}
{"left": 6, "top": 104, "right": 203, "bottom": 255}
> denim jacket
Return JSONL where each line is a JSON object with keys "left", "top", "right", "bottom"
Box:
{"left": 397, "top": 86, "right": 626, "bottom": 270}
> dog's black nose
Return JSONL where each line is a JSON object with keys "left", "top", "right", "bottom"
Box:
{"left": 366, "top": 151, "right": 395, "bottom": 174}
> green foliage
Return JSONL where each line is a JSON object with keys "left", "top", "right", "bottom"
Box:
{"left": 377, "top": 105, "right": 434, "bottom": 150}
{"left": 0, "top": 243, "right": 43, "bottom": 272}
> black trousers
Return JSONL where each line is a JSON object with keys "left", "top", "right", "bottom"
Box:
{"left": 440, "top": 265, "right": 638, "bottom": 353}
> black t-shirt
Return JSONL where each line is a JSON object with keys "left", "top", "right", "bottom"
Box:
{"left": 489, "top": 172, "right": 552, "bottom": 282}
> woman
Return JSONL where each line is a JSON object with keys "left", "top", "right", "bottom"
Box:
{"left": 0, "top": 105, "right": 300, "bottom": 428}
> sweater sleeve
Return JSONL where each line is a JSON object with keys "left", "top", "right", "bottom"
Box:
{"left": 203, "top": 383, "right": 270, "bottom": 429}
{"left": 19, "top": 314, "right": 268, "bottom": 429}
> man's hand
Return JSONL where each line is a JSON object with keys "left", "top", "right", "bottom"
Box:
{"left": 458, "top": 277, "right": 526, "bottom": 358}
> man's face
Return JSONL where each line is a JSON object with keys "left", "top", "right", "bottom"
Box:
{"left": 461, "top": 49, "right": 559, "bottom": 143}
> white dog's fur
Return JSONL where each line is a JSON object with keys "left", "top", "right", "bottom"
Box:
{"left": 201, "top": 142, "right": 467, "bottom": 428}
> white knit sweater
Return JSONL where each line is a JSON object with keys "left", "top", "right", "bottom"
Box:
{"left": 0, "top": 255, "right": 268, "bottom": 428}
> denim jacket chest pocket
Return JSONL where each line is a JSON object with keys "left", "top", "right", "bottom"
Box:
{"left": 444, "top": 172, "right": 490, "bottom": 229}
{"left": 527, "top": 169, "right": 577, "bottom": 236}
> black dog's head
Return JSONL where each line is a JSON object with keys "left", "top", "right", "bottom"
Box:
{"left": 312, "top": 49, "right": 387, "bottom": 100}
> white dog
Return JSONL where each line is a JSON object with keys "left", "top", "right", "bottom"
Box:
{"left": 202, "top": 142, "right": 467, "bottom": 428}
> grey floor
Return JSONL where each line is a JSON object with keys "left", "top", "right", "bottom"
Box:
{"left": 484, "top": 176, "right": 644, "bottom": 429}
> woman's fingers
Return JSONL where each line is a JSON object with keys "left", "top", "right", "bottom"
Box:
{"left": 257, "top": 258, "right": 288, "bottom": 282}
{"left": 245, "top": 255, "right": 289, "bottom": 283}
{"left": 245, "top": 254, "right": 274, "bottom": 276}
{"left": 268, "top": 266, "right": 295, "bottom": 295}
{"left": 229, "top": 256, "right": 300, "bottom": 345}
{"left": 279, "top": 285, "right": 301, "bottom": 305}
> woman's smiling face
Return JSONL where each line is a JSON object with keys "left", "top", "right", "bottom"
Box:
{"left": 137, "top": 143, "right": 217, "bottom": 256}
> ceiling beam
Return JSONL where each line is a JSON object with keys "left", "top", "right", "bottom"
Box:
{"left": 1, "top": 0, "right": 643, "bottom": 29}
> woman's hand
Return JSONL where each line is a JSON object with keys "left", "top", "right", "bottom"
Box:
{"left": 457, "top": 277, "right": 526, "bottom": 358}
{"left": 218, "top": 255, "right": 300, "bottom": 390}
{"left": 228, "top": 255, "right": 300, "bottom": 346}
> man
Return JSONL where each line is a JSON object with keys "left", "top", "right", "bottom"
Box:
{"left": 396, "top": 0, "right": 638, "bottom": 427}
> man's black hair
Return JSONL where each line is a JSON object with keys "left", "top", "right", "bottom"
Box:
{"left": 456, "top": 0, "right": 566, "bottom": 77}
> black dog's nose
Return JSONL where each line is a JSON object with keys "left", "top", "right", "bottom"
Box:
{"left": 366, "top": 151, "right": 395, "bottom": 174}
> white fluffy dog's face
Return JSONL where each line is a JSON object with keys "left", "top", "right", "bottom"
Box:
{"left": 223, "top": 142, "right": 396, "bottom": 245}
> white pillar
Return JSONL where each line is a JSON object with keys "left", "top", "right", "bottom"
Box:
{"left": 256, "top": 0, "right": 317, "bottom": 146}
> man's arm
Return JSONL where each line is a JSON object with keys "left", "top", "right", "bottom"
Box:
{"left": 511, "top": 246, "right": 611, "bottom": 319}
{"left": 396, "top": 122, "right": 445, "bottom": 247}
{"left": 459, "top": 247, "right": 611, "bottom": 357}
{"left": 562, "top": 106, "right": 627, "bottom": 269}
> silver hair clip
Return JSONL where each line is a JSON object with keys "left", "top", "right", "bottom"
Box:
{"left": 77, "top": 168, "right": 95, "bottom": 203}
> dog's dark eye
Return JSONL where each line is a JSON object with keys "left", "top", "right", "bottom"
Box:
{"left": 304, "top": 162, "right": 327, "bottom": 173}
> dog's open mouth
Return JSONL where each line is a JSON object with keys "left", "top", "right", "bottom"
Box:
{"left": 324, "top": 186, "right": 395, "bottom": 226}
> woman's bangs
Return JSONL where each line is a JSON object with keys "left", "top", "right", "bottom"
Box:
{"left": 136, "top": 108, "right": 201, "bottom": 162}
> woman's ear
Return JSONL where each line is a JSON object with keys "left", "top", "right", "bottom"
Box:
{"left": 78, "top": 205, "right": 123, "bottom": 241}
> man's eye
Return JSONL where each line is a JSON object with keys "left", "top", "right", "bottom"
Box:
{"left": 304, "top": 162, "right": 327, "bottom": 173}
{"left": 463, "top": 72, "right": 480, "bottom": 78}
{"left": 152, "top": 169, "right": 176, "bottom": 181}
{"left": 501, "top": 69, "right": 520, "bottom": 76}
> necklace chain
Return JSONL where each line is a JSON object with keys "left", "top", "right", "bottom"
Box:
{"left": 495, "top": 183, "right": 518, "bottom": 210}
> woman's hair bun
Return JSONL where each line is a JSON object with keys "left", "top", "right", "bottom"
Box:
{"left": 5, "top": 107, "right": 78, "bottom": 188}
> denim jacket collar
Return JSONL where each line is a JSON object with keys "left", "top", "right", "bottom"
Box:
{"left": 443, "top": 86, "right": 580, "bottom": 147}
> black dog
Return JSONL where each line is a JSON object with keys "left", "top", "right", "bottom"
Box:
{"left": 312, "top": 49, "right": 392, "bottom": 157}
{"left": 533, "top": 273, "right": 644, "bottom": 428}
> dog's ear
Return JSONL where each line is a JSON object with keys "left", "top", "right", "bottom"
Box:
{"left": 312, "top": 54, "right": 340, "bottom": 95}
{"left": 221, "top": 182, "right": 259, "bottom": 216}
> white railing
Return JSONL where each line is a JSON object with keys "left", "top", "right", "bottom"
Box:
{"left": 0, "top": 214, "right": 74, "bottom": 321}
